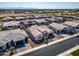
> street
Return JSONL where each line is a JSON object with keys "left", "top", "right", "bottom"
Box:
{"left": 23, "top": 36, "right": 79, "bottom": 56}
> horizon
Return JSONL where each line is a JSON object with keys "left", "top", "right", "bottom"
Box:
{"left": 0, "top": 2, "right": 79, "bottom": 9}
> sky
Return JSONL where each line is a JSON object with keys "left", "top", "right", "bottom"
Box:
{"left": 0, "top": 2, "right": 79, "bottom": 9}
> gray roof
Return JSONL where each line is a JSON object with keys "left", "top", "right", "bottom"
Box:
{"left": 4, "top": 33, "right": 27, "bottom": 42}
{"left": 34, "top": 19, "right": 47, "bottom": 23}
{"left": 37, "top": 25, "right": 53, "bottom": 33}
{"left": 15, "top": 16, "right": 25, "bottom": 19}
{"left": 3, "top": 21, "right": 19, "bottom": 27}
{"left": 20, "top": 19, "right": 35, "bottom": 24}
{"left": 19, "top": 19, "right": 29, "bottom": 24}
{"left": 64, "top": 21, "right": 79, "bottom": 27}
{"left": 64, "top": 18, "right": 73, "bottom": 21}
{"left": 45, "top": 18, "right": 57, "bottom": 22}
{"left": 0, "top": 33, "right": 11, "bottom": 44}
{"left": 27, "top": 25, "right": 42, "bottom": 37}
{"left": 54, "top": 17, "right": 63, "bottom": 20}
{"left": 49, "top": 23, "right": 68, "bottom": 30}
{"left": 3, "top": 17, "right": 14, "bottom": 20}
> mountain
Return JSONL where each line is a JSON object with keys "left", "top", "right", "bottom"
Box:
{"left": 0, "top": 7, "right": 39, "bottom": 9}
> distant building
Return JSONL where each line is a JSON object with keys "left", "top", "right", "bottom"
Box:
{"left": 54, "top": 16, "right": 64, "bottom": 22}
{"left": 19, "top": 19, "right": 36, "bottom": 28}
{"left": 3, "top": 21, "right": 20, "bottom": 30}
{"left": 15, "top": 16, "right": 26, "bottom": 21}
{"left": 34, "top": 19, "right": 48, "bottom": 25}
{"left": 2, "top": 17, "right": 14, "bottom": 22}
{"left": 45, "top": 18, "right": 57, "bottom": 23}
{"left": 75, "top": 16, "right": 79, "bottom": 20}
{"left": 63, "top": 15, "right": 74, "bottom": 21}
{"left": 64, "top": 17, "right": 74, "bottom": 21}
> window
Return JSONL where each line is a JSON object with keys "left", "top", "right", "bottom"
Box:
{"left": 16, "top": 40, "right": 24, "bottom": 45}
{"left": 39, "top": 36, "right": 41, "bottom": 39}
{"left": 0, "top": 47, "right": 3, "bottom": 50}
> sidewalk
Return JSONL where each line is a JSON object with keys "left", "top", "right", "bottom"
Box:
{"left": 13, "top": 33, "right": 79, "bottom": 56}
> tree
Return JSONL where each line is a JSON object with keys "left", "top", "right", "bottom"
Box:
{"left": 0, "top": 18, "right": 3, "bottom": 31}
{"left": 9, "top": 47, "right": 17, "bottom": 56}
{"left": 43, "top": 34, "right": 48, "bottom": 44}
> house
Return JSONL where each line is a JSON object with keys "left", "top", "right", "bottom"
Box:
{"left": 64, "top": 21, "right": 79, "bottom": 29}
{"left": 15, "top": 16, "right": 26, "bottom": 21}
{"left": 46, "top": 16, "right": 64, "bottom": 23}
{"left": 75, "top": 16, "right": 79, "bottom": 20}
{"left": 26, "top": 15, "right": 36, "bottom": 19}
{"left": 27, "top": 25, "right": 43, "bottom": 44}
{"left": 0, "top": 29, "right": 29, "bottom": 49}
{"left": 45, "top": 18, "right": 57, "bottom": 23}
{"left": 19, "top": 19, "right": 36, "bottom": 28}
{"left": 53, "top": 16, "right": 64, "bottom": 22}
{"left": 4, "top": 33, "right": 28, "bottom": 48}
{"left": 19, "top": 20, "right": 30, "bottom": 28}
{"left": 34, "top": 15, "right": 42, "bottom": 19}
{"left": 27, "top": 20, "right": 36, "bottom": 26}
{"left": 63, "top": 15, "right": 74, "bottom": 21}
{"left": 37, "top": 25, "right": 54, "bottom": 39}
{"left": 2, "top": 17, "right": 14, "bottom": 22}
{"left": 49, "top": 23, "right": 75, "bottom": 35}
{"left": 64, "top": 17, "right": 74, "bottom": 21}
{"left": 34, "top": 19, "right": 48, "bottom": 25}
{"left": 3, "top": 21, "right": 20, "bottom": 30}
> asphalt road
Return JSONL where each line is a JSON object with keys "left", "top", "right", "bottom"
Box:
{"left": 23, "top": 36, "right": 79, "bottom": 56}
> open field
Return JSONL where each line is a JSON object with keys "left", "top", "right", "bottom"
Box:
{"left": 0, "top": 13, "right": 46, "bottom": 18}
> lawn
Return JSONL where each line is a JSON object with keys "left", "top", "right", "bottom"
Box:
{"left": 71, "top": 49, "right": 79, "bottom": 56}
